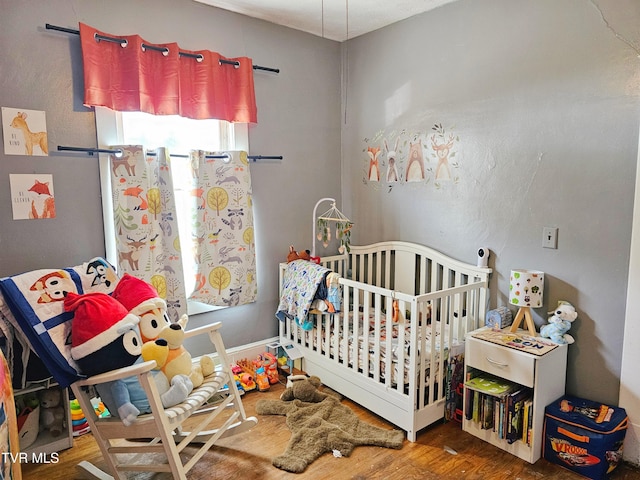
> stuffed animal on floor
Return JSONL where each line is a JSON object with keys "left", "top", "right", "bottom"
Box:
{"left": 64, "top": 292, "right": 192, "bottom": 426}
{"left": 256, "top": 376, "right": 403, "bottom": 473}
{"left": 280, "top": 375, "right": 340, "bottom": 403}
{"left": 540, "top": 301, "right": 577, "bottom": 345}
{"left": 38, "top": 388, "right": 65, "bottom": 437}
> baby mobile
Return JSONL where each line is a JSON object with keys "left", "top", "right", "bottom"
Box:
{"left": 312, "top": 197, "right": 354, "bottom": 256}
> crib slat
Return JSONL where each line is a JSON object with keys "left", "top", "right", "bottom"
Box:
{"left": 383, "top": 294, "right": 392, "bottom": 388}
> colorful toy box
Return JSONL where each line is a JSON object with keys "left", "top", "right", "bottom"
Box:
{"left": 543, "top": 395, "right": 627, "bottom": 479}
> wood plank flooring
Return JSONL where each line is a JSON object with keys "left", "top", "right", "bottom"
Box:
{"left": 22, "top": 380, "right": 640, "bottom": 479}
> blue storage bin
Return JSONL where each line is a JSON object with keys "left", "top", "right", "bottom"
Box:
{"left": 543, "top": 395, "right": 627, "bottom": 479}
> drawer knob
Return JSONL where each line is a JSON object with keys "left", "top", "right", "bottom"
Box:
{"left": 486, "top": 357, "right": 508, "bottom": 368}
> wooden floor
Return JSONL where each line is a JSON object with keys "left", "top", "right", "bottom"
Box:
{"left": 22, "top": 380, "right": 640, "bottom": 479}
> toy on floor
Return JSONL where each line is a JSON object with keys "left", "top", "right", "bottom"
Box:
{"left": 70, "top": 399, "right": 91, "bottom": 436}
{"left": 255, "top": 367, "right": 270, "bottom": 391}
{"left": 228, "top": 376, "right": 245, "bottom": 395}
{"left": 239, "top": 372, "right": 256, "bottom": 391}
{"left": 91, "top": 398, "right": 109, "bottom": 418}
{"left": 280, "top": 375, "right": 335, "bottom": 402}
{"left": 250, "top": 353, "right": 279, "bottom": 384}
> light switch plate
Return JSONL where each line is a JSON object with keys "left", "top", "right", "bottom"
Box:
{"left": 543, "top": 227, "right": 558, "bottom": 249}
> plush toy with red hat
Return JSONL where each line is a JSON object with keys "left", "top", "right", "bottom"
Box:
{"left": 64, "top": 292, "right": 192, "bottom": 426}
{"left": 111, "top": 273, "right": 171, "bottom": 344}
{"left": 111, "top": 274, "right": 210, "bottom": 384}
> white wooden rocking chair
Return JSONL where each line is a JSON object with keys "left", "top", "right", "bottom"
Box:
{"left": 70, "top": 321, "right": 257, "bottom": 479}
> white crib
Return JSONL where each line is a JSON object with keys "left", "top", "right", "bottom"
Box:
{"left": 278, "top": 241, "right": 491, "bottom": 441}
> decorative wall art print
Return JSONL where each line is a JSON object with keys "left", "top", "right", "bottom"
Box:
{"left": 1, "top": 107, "right": 49, "bottom": 156}
{"left": 363, "top": 123, "right": 459, "bottom": 192}
{"left": 10, "top": 174, "right": 56, "bottom": 220}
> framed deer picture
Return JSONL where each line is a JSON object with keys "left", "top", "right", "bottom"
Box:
{"left": 2, "top": 107, "right": 49, "bottom": 156}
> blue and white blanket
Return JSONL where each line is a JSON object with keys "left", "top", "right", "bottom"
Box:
{"left": 276, "top": 260, "right": 335, "bottom": 331}
{"left": 0, "top": 258, "right": 119, "bottom": 388}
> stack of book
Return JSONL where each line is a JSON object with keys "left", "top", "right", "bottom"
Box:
{"left": 464, "top": 372, "right": 533, "bottom": 445}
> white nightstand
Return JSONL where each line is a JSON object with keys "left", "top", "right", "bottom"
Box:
{"left": 462, "top": 328, "right": 568, "bottom": 463}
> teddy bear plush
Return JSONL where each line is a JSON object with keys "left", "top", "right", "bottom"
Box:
{"left": 279, "top": 375, "right": 339, "bottom": 403}
{"left": 39, "top": 388, "right": 65, "bottom": 437}
{"left": 540, "top": 301, "right": 577, "bottom": 345}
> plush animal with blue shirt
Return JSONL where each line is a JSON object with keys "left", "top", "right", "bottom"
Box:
{"left": 65, "top": 292, "right": 192, "bottom": 426}
{"left": 540, "top": 301, "right": 577, "bottom": 345}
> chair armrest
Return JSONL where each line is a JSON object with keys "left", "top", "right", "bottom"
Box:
{"left": 183, "top": 321, "right": 222, "bottom": 340}
{"left": 74, "top": 360, "right": 157, "bottom": 388}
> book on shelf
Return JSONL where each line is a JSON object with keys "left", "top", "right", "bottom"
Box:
{"left": 465, "top": 379, "right": 533, "bottom": 446}
{"left": 465, "top": 373, "right": 516, "bottom": 397}
{"left": 472, "top": 390, "right": 480, "bottom": 423}
{"left": 522, "top": 398, "right": 533, "bottom": 445}
{"left": 505, "top": 387, "right": 532, "bottom": 444}
{"left": 482, "top": 395, "right": 494, "bottom": 430}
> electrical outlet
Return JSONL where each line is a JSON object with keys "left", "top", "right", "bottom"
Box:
{"left": 543, "top": 227, "right": 558, "bottom": 249}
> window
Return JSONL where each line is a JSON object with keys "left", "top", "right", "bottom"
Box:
{"left": 95, "top": 107, "right": 248, "bottom": 313}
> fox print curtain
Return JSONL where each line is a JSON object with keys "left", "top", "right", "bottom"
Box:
{"left": 188, "top": 150, "right": 257, "bottom": 307}
{"left": 108, "top": 146, "right": 187, "bottom": 321}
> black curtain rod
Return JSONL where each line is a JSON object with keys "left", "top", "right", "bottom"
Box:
{"left": 45, "top": 23, "right": 280, "bottom": 73}
{"left": 57, "top": 145, "right": 282, "bottom": 162}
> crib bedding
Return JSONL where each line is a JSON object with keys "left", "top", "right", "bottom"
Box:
{"left": 276, "top": 260, "right": 339, "bottom": 330}
{"left": 297, "top": 308, "right": 454, "bottom": 386}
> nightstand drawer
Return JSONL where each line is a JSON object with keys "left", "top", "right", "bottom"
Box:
{"left": 466, "top": 337, "right": 535, "bottom": 387}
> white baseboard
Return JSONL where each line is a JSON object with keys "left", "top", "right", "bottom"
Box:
{"left": 225, "top": 336, "right": 279, "bottom": 364}
{"left": 623, "top": 419, "right": 640, "bottom": 467}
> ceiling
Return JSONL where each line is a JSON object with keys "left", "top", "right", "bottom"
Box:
{"left": 194, "top": 0, "right": 458, "bottom": 42}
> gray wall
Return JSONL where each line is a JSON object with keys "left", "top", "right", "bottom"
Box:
{"left": 0, "top": 0, "right": 342, "bottom": 349}
{"left": 342, "top": 0, "right": 640, "bottom": 405}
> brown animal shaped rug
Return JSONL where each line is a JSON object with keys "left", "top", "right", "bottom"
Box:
{"left": 256, "top": 391, "right": 404, "bottom": 473}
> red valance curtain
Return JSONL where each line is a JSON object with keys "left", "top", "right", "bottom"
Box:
{"left": 79, "top": 23, "right": 257, "bottom": 123}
